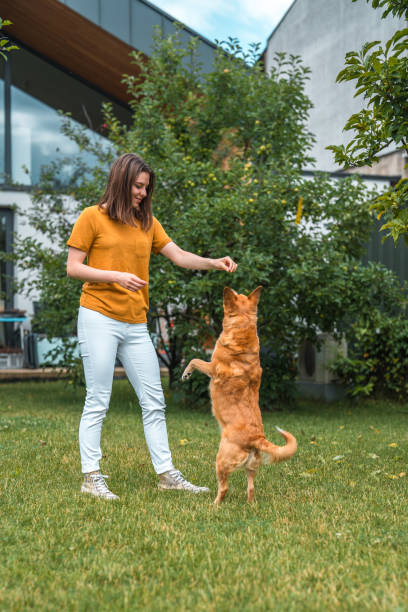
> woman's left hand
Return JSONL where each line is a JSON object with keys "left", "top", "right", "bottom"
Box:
{"left": 212, "top": 256, "right": 237, "bottom": 273}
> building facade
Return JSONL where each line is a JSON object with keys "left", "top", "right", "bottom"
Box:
{"left": 263, "top": 0, "right": 408, "bottom": 284}
{"left": 263, "top": 0, "right": 405, "bottom": 172}
{"left": 0, "top": 0, "right": 216, "bottom": 337}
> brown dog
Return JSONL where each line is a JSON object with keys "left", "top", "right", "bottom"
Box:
{"left": 182, "top": 286, "right": 297, "bottom": 504}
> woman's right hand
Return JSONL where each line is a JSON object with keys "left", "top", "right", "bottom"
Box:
{"left": 115, "top": 272, "right": 147, "bottom": 292}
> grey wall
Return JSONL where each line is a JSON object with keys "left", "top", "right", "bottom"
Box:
{"left": 58, "top": 0, "right": 216, "bottom": 72}
{"left": 265, "top": 0, "right": 405, "bottom": 171}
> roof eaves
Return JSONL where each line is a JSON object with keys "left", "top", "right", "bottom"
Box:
{"left": 135, "top": 0, "right": 218, "bottom": 50}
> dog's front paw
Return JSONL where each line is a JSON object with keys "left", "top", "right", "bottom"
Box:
{"left": 181, "top": 369, "right": 192, "bottom": 381}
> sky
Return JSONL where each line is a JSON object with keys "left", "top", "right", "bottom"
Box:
{"left": 151, "top": 0, "right": 295, "bottom": 54}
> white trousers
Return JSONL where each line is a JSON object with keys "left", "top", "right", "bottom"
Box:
{"left": 77, "top": 306, "right": 174, "bottom": 475}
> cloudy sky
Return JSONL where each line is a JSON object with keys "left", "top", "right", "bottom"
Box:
{"left": 152, "top": 0, "right": 295, "bottom": 53}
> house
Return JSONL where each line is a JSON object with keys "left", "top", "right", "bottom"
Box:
{"left": 263, "top": 0, "right": 405, "bottom": 173}
{"left": 0, "top": 0, "right": 216, "bottom": 352}
{"left": 263, "top": 0, "right": 408, "bottom": 285}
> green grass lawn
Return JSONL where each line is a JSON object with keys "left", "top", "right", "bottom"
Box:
{"left": 1, "top": 380, "right": 407, "bottom": 611}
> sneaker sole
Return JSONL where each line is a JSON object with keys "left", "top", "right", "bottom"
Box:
{"left": 80, "top": 486, "right": 119, "bottom": 500}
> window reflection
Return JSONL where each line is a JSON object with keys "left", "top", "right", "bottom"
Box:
{"left": 11, "top": 85, "right": 100, "bottom": 185}
{"left": 8, "top": 45, "right": 130, "bottom": 187}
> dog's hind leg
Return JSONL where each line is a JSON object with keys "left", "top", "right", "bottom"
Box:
{"left": 214, "top": 438, "right": 249, "bottom": 504}
{"left": 182, "top": 359, "right": 213, "bottom": 381}
{"left": 246, "top": 469, "right": 257, "bottom": 502}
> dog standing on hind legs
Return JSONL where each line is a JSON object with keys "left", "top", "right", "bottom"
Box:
{"left": 182, "top": 286, "right": 297, "bottom": 504}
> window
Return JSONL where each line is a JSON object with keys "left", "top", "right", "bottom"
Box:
{"left": 0, "top": 209, "right": 13, "bottom": 310}
{"left": 1, "top": 44, "right": 131, "bottom": 186}
{"left": 0, "top": 76, "right": 4, "bottom": 179}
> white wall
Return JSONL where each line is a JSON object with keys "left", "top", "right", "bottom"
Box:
{"left": 265, "top": 0, "right": 405, "bottom": 171}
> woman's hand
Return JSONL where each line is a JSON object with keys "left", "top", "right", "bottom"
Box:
{"left": 212, "top": 256, "right": 237, "bottom": 273}
{"left": 115, "top": 272, "right": 147, "bottom": 292}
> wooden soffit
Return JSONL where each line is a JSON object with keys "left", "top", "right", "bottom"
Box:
{"left": 2, "top": 0, "right": 146, "bottom": 105}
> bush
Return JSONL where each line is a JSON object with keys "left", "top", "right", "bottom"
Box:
{"left": 332, "top": 311, "right": 408, "bottom": 399}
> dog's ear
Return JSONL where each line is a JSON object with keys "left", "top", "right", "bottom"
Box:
{"left": 248, "top": 286, "right": 263, "bottom": 305}
{"left": 223, "top": 286, "right": 237, "bottom": 308}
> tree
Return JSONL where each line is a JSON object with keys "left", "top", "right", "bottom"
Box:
{"left": 7, "top": 28, "right": 405, "bottom": 403}
{"left": 327, "top": 0, "right": 408, "bottom": 243}
{"left": 0, "top": 18, "right": 19, "bottom": 61}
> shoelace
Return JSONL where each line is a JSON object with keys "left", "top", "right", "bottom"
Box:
{"left": 90, "top": 473, "right": 111, "bottom": 493}
{"left": 168, "top": 470, "right": 202, "bottom": 490}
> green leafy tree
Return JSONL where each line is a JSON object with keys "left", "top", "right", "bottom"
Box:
{"left": 0, "top": 18, "right": 19, "bottom": 61}
{"left": 327, "top": 0, "right": 408, "bottom": 243}
{"left": 7, "top": 28, "right": 406, "bottom": 403}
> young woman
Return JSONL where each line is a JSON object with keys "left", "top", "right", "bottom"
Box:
{"left": 66, "top": 153, "right": 237, "bottom": 499}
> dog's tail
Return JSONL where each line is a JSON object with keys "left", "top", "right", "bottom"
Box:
{"left": 256, "top": 426, "right": 297, "bottom": 464}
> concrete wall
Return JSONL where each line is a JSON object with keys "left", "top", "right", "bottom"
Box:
{"left": 264, "top": 0, "right": 405, "bottom": 171}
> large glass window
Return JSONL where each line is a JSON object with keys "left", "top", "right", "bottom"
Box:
{"left": 10, "top": 86, "right": 98, "bottom": 185}
{"left": 0, "top": 76, "right": 4, "bottom": 181}
{"left": 0, "top": 209, "right": 13, "bottom": 310}
{"left": 7, "top": 45, "right": 131, "bottom": 186}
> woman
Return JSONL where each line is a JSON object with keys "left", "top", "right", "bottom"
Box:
{"left": 66, "top": 153, "right": 237, "bottom": 499}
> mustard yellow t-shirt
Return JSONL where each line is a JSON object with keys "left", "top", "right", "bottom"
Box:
{"left": 67, "top": 205, "right": 172, "bottom": 323}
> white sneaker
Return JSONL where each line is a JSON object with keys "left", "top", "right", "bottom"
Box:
{"left": 81, "top": 472, "right": 119, "bottom": 500}
{"left": 158, "top": 469, "right": 209, "bottom": 493}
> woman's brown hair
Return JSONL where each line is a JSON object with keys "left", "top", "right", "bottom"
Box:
{"left": 98, "top": 153, "right": 155, "bottom": 231}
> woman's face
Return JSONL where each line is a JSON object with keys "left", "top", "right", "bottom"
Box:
{"left": 131, "top": 171, "right": 150, "bottom": 209}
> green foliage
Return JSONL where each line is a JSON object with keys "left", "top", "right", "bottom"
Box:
{"left": 327, "top": 0, "right": 408, "bottom": 243}
{"left": 0, "top": 18, "right": 19, "bottom": 61}
{"left": 7, "top": 27, "right": 404, "bottom": 403}
{"left": 332, "top": 309, "right": 408, "bottom": 399}
{"left": 353, "top": 0, "right": 408, "bottom": 20}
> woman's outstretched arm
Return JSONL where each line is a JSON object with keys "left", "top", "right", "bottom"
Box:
{"left": 160, "top": 242, "right": 237, "bottom": 273}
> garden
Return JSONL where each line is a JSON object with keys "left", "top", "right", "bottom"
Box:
{"left": 1, "top": 2, "right": 408, "bottom": 609}
{"left": 1, "top": 380, "right": 407, "bottom": 610}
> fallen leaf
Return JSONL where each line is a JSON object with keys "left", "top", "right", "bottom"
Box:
{"left": 399, "top": 472, "right": 406, "bottom": 478}
{"left": 179, "top": 439, "right": 189, "bottom": 446}
{"left": 310, "top": 441, "right": 317, "bottom": 445}
{"left": 388, "top": 442, "right": 398, "bottom": 448}
{"left": 385, "top": 474, "right": 398, "bottom": 480}
{"left": 339, "top": 425, "right": 345, "bottom": 430}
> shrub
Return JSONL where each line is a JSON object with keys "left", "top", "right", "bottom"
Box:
{"left": 331, "top": 311, "right": 408, "bottom": 399}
